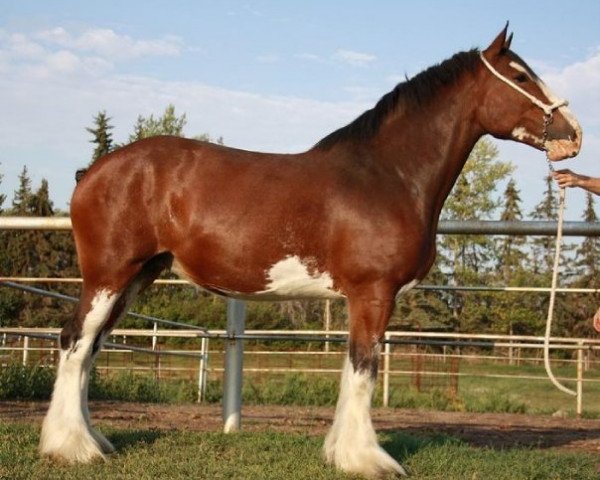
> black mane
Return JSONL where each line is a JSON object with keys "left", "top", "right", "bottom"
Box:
{"left": 314, "top": 49, "right": 481, "bottom": 149}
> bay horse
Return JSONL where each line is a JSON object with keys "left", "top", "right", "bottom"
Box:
{"left": 40, "top": 26, "right": 581, "bottom": 478}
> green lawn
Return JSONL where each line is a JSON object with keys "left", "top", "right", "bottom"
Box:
{"left": 0, "top": 423, "right": 597, "bottom": 480}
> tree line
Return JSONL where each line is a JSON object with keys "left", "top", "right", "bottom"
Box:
{"left": 1, "top": 105, "right": 599, "bottom": 341}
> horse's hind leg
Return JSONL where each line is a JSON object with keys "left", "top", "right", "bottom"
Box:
{"left": 39, "top": 284, "right": 118, "bottom": 463}
{"left": 40, "top": 253, "right": 172, "bottom": 463}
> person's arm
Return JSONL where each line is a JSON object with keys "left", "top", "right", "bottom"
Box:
{"left": 593, "top": 307, "right": 600, "bottom": 333}
{"left": 552, "top": 169, "right": 600, "bottom": 196}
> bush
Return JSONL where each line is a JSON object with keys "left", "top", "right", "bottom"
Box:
{"left": 385, "top": 387, "right": 460, "bottom": 411}
{"left": 0, "top": 365, "right": 530, "bottom": 415}
{"left": 385, "top": 384, "right": 528, "bottom": 414}
{"left": 243, "top": 374, "right": 339, "bottom": 406}
{"left": 462, "top": 389, "right": 527, "bottom": 414}
{"left": 0, "top": 363, "right": 54, "bottom": 400}
{"left": 89, "top": 370, "right": 196, "bottom": 403}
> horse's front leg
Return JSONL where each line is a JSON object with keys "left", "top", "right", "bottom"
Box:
{"left": 324, "top": 285, "right": 406, "bottom": 478}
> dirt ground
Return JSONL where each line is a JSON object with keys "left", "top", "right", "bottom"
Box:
{"left": 1, "top": 401, "right": 599, "bottom": 454}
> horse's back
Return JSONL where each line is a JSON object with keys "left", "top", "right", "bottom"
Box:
{"left": 70, "top": 137, "right": 225, "bottom": 272}
{"left": 71, "top": 136, "right": 260, "bottom": 222}
{"left": 69, "top": 136, "right": 333, "bottom": 289}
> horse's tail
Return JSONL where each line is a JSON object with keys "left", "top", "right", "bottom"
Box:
{"left": 75, "top": 168, "right": 87, "bottom": 183}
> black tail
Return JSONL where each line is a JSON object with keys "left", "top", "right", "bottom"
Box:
{"left": 75, "top": 169, "right": 87, "bottom": 183}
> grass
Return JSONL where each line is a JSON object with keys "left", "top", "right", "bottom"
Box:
{"left": 0, "top": 422, "right": 597, "bottom": 480}
{"left": 3, "top": 358, "right": 599, "bottom": 419}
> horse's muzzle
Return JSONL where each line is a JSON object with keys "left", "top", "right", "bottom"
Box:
{"left": 545, "top": 134, "right": 582, "bottom": 161}
{"left": 545, "top": 109, "right": 582, "bottom": 161}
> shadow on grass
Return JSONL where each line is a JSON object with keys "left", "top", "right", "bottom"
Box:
{"left": 381, "top": 431, "right": 460, "bottom": 464}
{"left": 379, "top": 422, "right": 600, "bottom": 452}
{"left": 108, "top": 429, "right": 166, "bottom": 452}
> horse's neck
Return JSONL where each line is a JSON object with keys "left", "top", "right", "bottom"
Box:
{"left": 373, "top": 80, "right": 483, "bottom": 219}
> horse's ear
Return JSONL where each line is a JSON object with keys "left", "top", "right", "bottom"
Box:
{"left": 484, "top": 22, "right": 512, "bottom": 57}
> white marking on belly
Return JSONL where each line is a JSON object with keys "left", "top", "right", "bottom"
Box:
{"left": 171, "top": 256, "right": 343, "bottom": 300}
{"left": 260, "top": 255, "right": 343, "bottom": 299}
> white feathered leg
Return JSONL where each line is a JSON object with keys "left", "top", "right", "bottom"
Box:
{"left": 40, "top": 290, "right": 116, "bottom": 463}
{"left": 324, "top": 355, "right": 406, "bottom": 478}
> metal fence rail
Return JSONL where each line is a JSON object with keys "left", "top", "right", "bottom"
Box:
{"left": 3, "top": 216, "right": 600, "bottom": 236}
{"left": 3, "top": 217, "right": 600, "bottom": 424}
{"left": 1, "top": 327, "right": 598, "bottom": 414}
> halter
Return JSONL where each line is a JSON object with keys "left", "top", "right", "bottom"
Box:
{"left": 479, "top": 53, "right": 568, "bottom": 116}
{"left": 480, "top": 52, "right": 576, "bottom": 396}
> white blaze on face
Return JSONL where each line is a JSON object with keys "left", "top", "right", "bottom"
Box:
{"left": 508, "top": 60, "right": 582, "bottom": 156}
{"left": 261, "top": 255, "right": 343, "bottom": 299}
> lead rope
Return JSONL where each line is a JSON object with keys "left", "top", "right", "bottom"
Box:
{"left": 479, "top": 52, "right": 575, "bottom": 395}
{"left": 544, "top": 124, "right": 576, "bottom": 396}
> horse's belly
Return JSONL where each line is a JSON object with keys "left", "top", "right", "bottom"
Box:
{"left": 173, "top": 255, "right": 345, "bottom": 300}
{"left": 251, "top": 255, "right": 345, "bottom": 300}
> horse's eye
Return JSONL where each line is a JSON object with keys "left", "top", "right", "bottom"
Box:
{"left": 514, "top": 73, "right": 528, "bottom": 83}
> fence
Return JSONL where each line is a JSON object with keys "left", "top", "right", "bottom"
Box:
{"left": 2, "top": 217, "right": 600, "bottom": 424}
{"left": 2, "top": 327, "right": 599, "bottom": 415}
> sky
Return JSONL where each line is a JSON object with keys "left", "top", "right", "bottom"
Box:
{"left": 1, "top": 0, "right": 599, "bottom": 220}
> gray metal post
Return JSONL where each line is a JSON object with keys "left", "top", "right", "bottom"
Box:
{"left": 198, "top": 337, "right": 208, "bottom": 403}
{"left": 223, "top": 298, "right": 245, "bottom": 433}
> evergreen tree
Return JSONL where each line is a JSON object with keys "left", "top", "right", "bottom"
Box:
{"left": 130, "top": 116, "right": 145, "bottom": 143}
{"left": 392, "top": 261, "right": 453, "bottom": 330}
{"left": 0, "top": 165, "right": 6, "bottom": 212}
{"left": 489, "top": 179, "right": 542, "bottom": 335}
{"left": 12, "top": 166, "right": 33, "bottom": 214}
{"left": 29, "top": 179, "right": 54, "bottom": 216}
{"left": 565, "top": 193, "right": 600, "bottom": 337}
{"left": 439, "top": 138, "right": 514, "bottom": 330}
{"left": 574, "top": 193, "right": 600, "bottom": 282}
{"left": 497, "top": 178, "right": 527, "bottom": 279}
{"left": 4, "top": 168, "right": 37, "bottom": 310}
{"left": 2, "top": 173, "right": 79, "bottom": 326}
{"left": 29, "top": 179, "right": 57, "bottom": 278}
{"left": 527, "top": 176, "right": 576, "bottom": 337}
{"left": 441, "top": 138, "right": 514, "bottom": 273}
{"left": 0, "top": 165, "right": 15, "bottom": 324}
{"left": 529, "top": 175, "right": 560, "bottom": 274}
{"left": 86, "top": 111, "right": 114, "bottom": 165}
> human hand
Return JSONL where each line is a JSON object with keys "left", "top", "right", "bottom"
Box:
{"left": 551, "top": 169, "right": 584, "bottom": 189}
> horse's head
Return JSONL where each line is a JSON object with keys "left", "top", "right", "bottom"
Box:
{"left": 476, "top": 25, "right": 582, "bottom": 161}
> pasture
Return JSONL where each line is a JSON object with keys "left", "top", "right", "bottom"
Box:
{"left": 1, "top": 402, "right": 599, "bottom": 480}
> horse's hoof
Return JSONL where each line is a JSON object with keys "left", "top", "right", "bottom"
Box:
{"left": 324, "top": 440, "right": 406, "bottom": 478}
{"left": 40, "top": 424, "right": 107, "bottom": 464}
